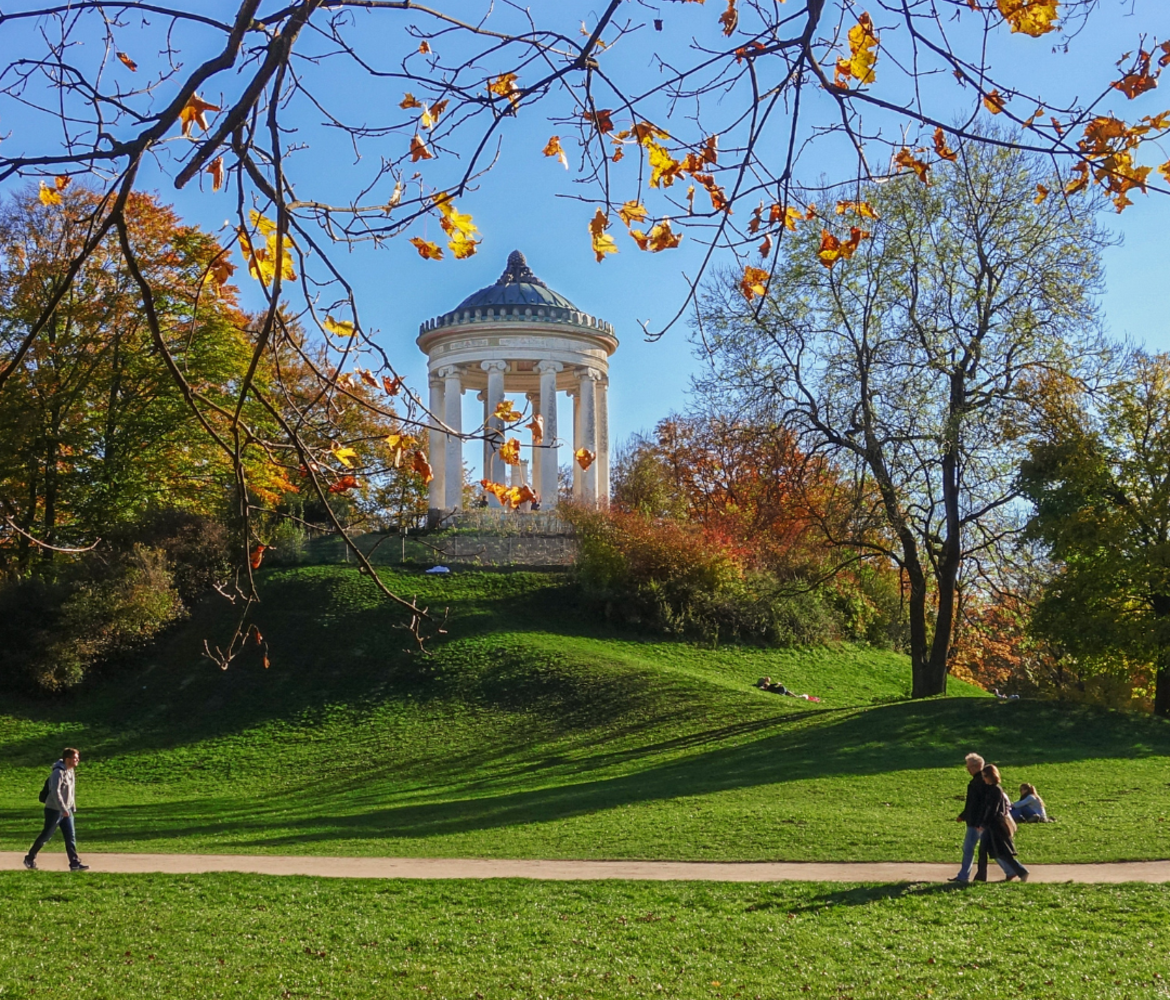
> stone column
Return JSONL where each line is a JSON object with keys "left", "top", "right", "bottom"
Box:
{"left": 567, "top": 382, "right": 582, "bottom": 502}
{"left": 537, "top": 361, "right": 562, "bottom": 507}
{"left": 596, "top": 376, "right": 610, "bottom": 509}
{"left": 428, "top": 377, "right": 446, "bottom": 518}
{"left": 526, "top": 391, "right": 542, "bottom": 502}
{"left": 440, "top": 366, "right": 463, "bottom": 511}
{"left": 482, "top": 360, "right": 507, "bottom": 496}
{"left": 578, "top": 368, "right": 600, "bottom": 505}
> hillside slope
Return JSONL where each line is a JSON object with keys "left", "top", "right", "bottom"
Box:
{"left": 1, "top": 565, "right": 1167, "bottom": 863}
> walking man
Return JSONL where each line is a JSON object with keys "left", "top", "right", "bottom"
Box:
{"left": 24, "top": 748, "right": 88, "bottom": 871}
{"left": 949, "top": 751, "right": 989, "bottom": 883}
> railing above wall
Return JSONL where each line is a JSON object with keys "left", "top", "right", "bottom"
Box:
{"left": 418, "top": 305, "right": 615, "bottom": 336}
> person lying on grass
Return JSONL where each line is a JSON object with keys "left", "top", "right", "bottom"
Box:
{"left": 1011, "top": 783, "right": 1049, "bottom": 823}
{"left": 755, "top": 678, "right": 821, "bottom": 702}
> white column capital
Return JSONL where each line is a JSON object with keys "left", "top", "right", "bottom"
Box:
{"left": 481, "top": 359, "right": 508, "bottom": 373}
{"left": 579, "top": 367, "right": 603, "bottom": 382}
{"left": 437, "top": 364, "right": 462, "bottom": 381}
{"left": 536, "top": 360, "right": 563, "bottom": 374}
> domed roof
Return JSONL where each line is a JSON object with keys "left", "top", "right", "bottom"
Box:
{"left": 454, "top": 250, "right": 580, "bottom": 312}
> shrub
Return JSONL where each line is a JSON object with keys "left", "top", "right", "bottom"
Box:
{"left": 111, "top": 509, "right": 233, "bottom": 605}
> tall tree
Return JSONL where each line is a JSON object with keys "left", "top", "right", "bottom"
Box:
{"left": 696, "top": 139, "right": 1108, "bottom": 697}
{"left": 1021, "top": 354, "right": 1170, "bottom": 716}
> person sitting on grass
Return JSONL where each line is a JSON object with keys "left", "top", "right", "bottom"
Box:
{"left": 1011, "top": 783, "right": 1049, "bottom": 823}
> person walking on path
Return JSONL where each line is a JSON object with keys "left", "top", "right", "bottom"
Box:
{"left": 24, "top": 748, "right": 88, "bottom": 872}
{"left": 976, "top": 764, "right": 1029, "bottom": 882}
{"left": 949, "top": 752, "right": 991, "bottom": 883}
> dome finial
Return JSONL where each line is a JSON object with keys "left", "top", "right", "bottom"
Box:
{"left": 496, "top": 249, "right": 546, "bottom": 288}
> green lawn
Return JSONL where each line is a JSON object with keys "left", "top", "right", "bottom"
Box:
{"left": 1, "top": 872, "right": 1167, "bottom": 999}
{"left": 1, "top": 566, "right": 1169, "bottom": 863}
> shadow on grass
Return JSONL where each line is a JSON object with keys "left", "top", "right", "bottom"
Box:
{"left": 745, "top": 882, "right": 967, "bottom": 913}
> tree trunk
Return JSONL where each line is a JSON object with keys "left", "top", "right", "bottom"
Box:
{"left": 1152, "top": 596, "right": 1170, "bottom": 717}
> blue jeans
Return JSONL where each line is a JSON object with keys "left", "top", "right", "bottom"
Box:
{"left": 27, "top": 808, "right": 80, "bottom": 866}
{"left": 956, "top": 825, "right": 982, "bottom": 880}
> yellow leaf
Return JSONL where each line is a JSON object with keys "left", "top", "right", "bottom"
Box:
{"left": 834, "top": 12, "right": 879, "bottom": 87}
{"left": 179, "top": 94, "right": 220, "bottom": 137}
{"left": 488, "top": 72, "right": 521, "bottom": 107}
{"left": 589, "top": 209, "right": 618, "bottom": 262}
{"left": 1034, "top": 183, "right": 1049, "bottom": 204}
{"left": 983, "top": 89, "right": 1007, "bottom": 115}
{"left": 646, "top": 139, "right": 683, "bottom": 188}
{"left": 618, "top": 200, "right": 649, "bottom": 227}
{"left": 333, "top": 446, "right": 359, "bottom": 468}
{"left": 500, "top": 438, "right": 522, "bottom": 465}
{"left": 434, "top": 193, "right": 479, "bottom": 240}
{"left": 249, "top": 210, "right": 277, "bottom": 236}
{"left": 494, "top": 400, "right": 522, "bottom": 423}
{"left": 995, "top": 0, "right": 1059, "bottom": 37}
{"left": 409, "top": 237, "right": 443, "bottom": 260}
{"left": 323, "top": 316, "right": 356, "bottom": 337}
{"left": 817, "top": 226, "right": 870, "bottom": 268}
{"left": 629, "top": 218, "right": 682, "bottom": 252}
{"left": 448, "top": 234, "right": 479, "bottom": 259}
{"left": 575, "top": 447, "right": 596, "bottom": 471}
{"left": 739, "top": 265, "right": 769, "bottom": 301}
{"left": 835, "top": 200, "right": 880, "bottom": 220}
{"left": 37, "top": 180, "right": 62, "bottom": 206}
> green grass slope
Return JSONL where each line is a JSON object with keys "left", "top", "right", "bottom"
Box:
{"left": 1, "top": 565, "right": 1168, "bottom": 863}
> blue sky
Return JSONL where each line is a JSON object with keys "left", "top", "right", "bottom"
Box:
{"left": 3, "top": 0, "right": 1167, "bottom": 451}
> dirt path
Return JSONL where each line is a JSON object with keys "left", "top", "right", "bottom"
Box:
{"left": 3, "top": 851, "right": 1168, "bottom": 883}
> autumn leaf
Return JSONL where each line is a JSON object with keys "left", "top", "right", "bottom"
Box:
{"left": 333, "top": 445, "right": 359, "bottom": 468}
{"left": 1034, "top": 183, "right": 1049, "bottom": 203}
{"left": 583, "top": 108, "right": 615, "bottom": 134}
{"left": 718, "top": 0, "right": 738, "bottom": 37}
{"left": 117, "top": 51, "right": 137, "bottom": 71}
{"left": 488, "top": 72, "right": 521, "bottom": 107}
{"left": 179, "top": 94, "right": 220, "bottom": 137}
{"left": 739, "top": 265, "right": 769, "bottom": 301}
{"left": 758, "top": 233, "right": 773, "bottom": 258}
{"left": 1160, "top": 160, "right": 1170, "bottom": 183}
{"left": 323, "top": 315, "right": 356, "bottom": 337}
{"left": 435, "top": 193, "right": 478, "bottom": 239}
{"left": 589, "top": 208, "right": 618, "bottom": 262}
{"left": 418, "top": 40, "right": 432, "bottom": 54}
{"left": 448, "top": 234, "right": 479, "bottom": 259}
{"left": 933, "top": 127, "right": 958, "bottom": 162}
{"left": 527, "top": 414, "right": 544, "bottom": 445}
{"left": 618, "top": 200, "right": 649, "bottom": 227}
{"left": 817, "top": 226, "right": 870, "bottom": 268}
{"left": 500, "top": 438, "right": 522, "bottom": 465}
{"left": 995, "top": 0, "right": 1059, "bottom": 38}
{"left": 543, "top": 135, "right": 569, "bottom": 169}
{"left": 492, "top": 401, "right": 521, "bottom": 424}
{"left": 835, "top": 199, "right": 880, "bottom": 220}
{"left": 1112, "top": 50, "right": 1160, "bottom": 100}
{"left": 206, "top": 156, "right": 225, "bottom": 192}
{"left": 328, "top": 475, "right": 359, "bottom": 494}
{"left": 37, "top": 180, "right": 62, "bottom": 206}
{"left": 382, "top": 375, "right": 404, "bottom": 395}
{"left": 834, "top": 12, "right": 879, "bottom": 88}
{"left": 621, "top": 121, "right": 671, "bottom": 143}
{"left": 358, "top": 368, "right": 379, "bottom": 389}
{"left": 409, "top": 236, "right": 444, "bottom": 260}
{"left": 210, "top": 257, "right": 236, "bottom": 289}
{"left": 629, "top": 218, "right": 682, "bottom": 252}
{"left": 983, "top": 89, "right": 1007, "bottom": 114}
{"left": 239, "top": 219, "right": 296, "bottom": 285}
{"left": 410, "top": 134, "right": 435, "bottom": 162}
{"left": 894, "top": 148, "right": 931, "bottom": 183}
{"left": 575, "top": 448, "right": 596, "bottom": 471}
{"left": 646, "top": 139, "right": 684, "bottom": 188}
{"left": 250, "top": 544, "right": 267, "bottom": 570}
{"left": 400, "top": 93, "right": 423, "bottom": 109}
{"left": 411, "top": 450, "right": 433, "bottom": 483}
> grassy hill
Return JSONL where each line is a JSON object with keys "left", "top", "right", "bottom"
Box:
{"left": 2, "top": 564, "right": 1168, "bottom": 863}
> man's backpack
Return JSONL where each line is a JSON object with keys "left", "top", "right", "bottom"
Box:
{"left": 38, "top": 776, "right": 50, "bottom": 804}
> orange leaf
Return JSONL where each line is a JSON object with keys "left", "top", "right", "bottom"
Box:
{"left": 1034, "top": 183, "right": 1049, "bottom": 204}
{"left": 589, "top": 209, "right": 618, "bottom": 262}
{"left": 618, "top": 200, "right": 649, "bottom": 227}
{"left": 328, "top": 475, "right": 359, "bottom": 494}
{"left": 117, "top": 51, "right": 137, "bottom": 71}
{"left": 494, "top": 399, "right": 522, "bottom": 423}
{"left": 382, "top": 375, "right": 404, "bottom": 396}
{"left": 488, "top": 72, "right": 521, "bottom": 107}
{"left": 835, "top": 199, "right": 880, "bottom": 220}
{"left": 358, "top": 369, "right": 379, "bottom": 389}
{"left": 933, "top": 127, "right": 958, "bottom": 162}
{"left": 629, "top": 218, "right": 682, "bottom": 252}
{"left": 894, "top": 148, "right": 931, "bottom": 183}
{"left": 527, "top": 414, "right": 544, "bottom": 445}
{"left": 1112, "top": 50, "right": 1160, "bottom": 100}
{"left": 575, "top": 448, "right": 596, "bottom": 471}
{"left": 400, "top": 92, "right": 423, "bottom": 109}
{"left": 411, "top": 450, "right": 434, "bottom": 483}
{"left": 583, "top": 108, "right": 615, "bottom": 134}
{"left": 250, "top": 544, "right": 267, "bottom": 569}
{"left": 418, "top": 40, "right": 432, "bottom": 54}
{"left": 409, "top": 237, "right": 443, "bottom": 260}
{"left": 983, "top": 89, "right": 1007, "bottom": 115}
{"left": 179, "top": 94, "right": 220, "bottom": 137}
{"left": 718, "top": 0, "right": 738, "bottom": 36}
{"left": 206, "top": 156, "right": 225, "bottom": 192}
{"left": 834, "top": 12, "right": 879, "bottom": 87}
{"left": 739, "top": 265, "right": 769, "bottom": 301}
{"left": 543, "top": 135, "right": 569, "bottom": 169}
{"left": 758, "top": 233, "right": 773, "bottom": 258}
{"left": 410, "top": 135, "right": 435, "bottom": 162}
{"left": 817, "top": 226, "right": 870, "bottom": 268}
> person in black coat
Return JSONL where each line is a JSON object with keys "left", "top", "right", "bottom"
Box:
{"left": 976, "top": 763, "right": 1029, "bottom": 882}
{"left": 949, "top": 752, "right": 991, "bottom": 882}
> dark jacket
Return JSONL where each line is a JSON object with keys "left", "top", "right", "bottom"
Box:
{"left": 958, "top": 773, "right": 989, "bottom": 826}
{"left": 976, "top": 784, "right": 1018, "bottom": 859}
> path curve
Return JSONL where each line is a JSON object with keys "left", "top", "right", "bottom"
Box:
{"left": 3, "top": 852, "right": 1168, "bottom": 883}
